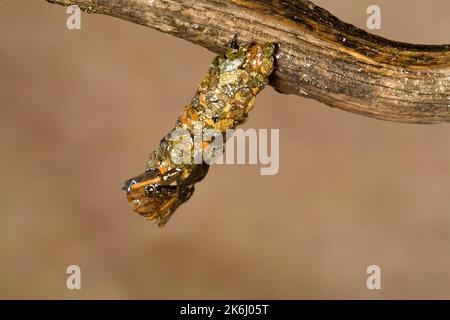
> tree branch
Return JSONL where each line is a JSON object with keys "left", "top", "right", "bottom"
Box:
{"left": 47, "top": 0, "right": 450, "bottom": 124}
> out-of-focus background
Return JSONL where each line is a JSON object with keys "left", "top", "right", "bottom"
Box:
{"left": 0, "top": 0, "right": 449, "bottom": 299}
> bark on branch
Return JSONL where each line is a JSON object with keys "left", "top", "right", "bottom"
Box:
{"left": 47, "top": 0, "right": 450, "bottom": 124}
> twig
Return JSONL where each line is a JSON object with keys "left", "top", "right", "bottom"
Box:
{"left": 46, "top": 0, "right": 450, "bottom": 124}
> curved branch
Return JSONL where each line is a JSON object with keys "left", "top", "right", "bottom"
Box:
{"left": 47, "top": 0, "right": 450, "bottom": 124}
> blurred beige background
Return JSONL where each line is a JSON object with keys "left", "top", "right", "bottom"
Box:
{"left": 0, "top": 0, "right": 449, "bottom": 299}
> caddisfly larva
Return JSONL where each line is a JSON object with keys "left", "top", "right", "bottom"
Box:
{"left": 123, "top": 43, "right": 275, "bottom": 227}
